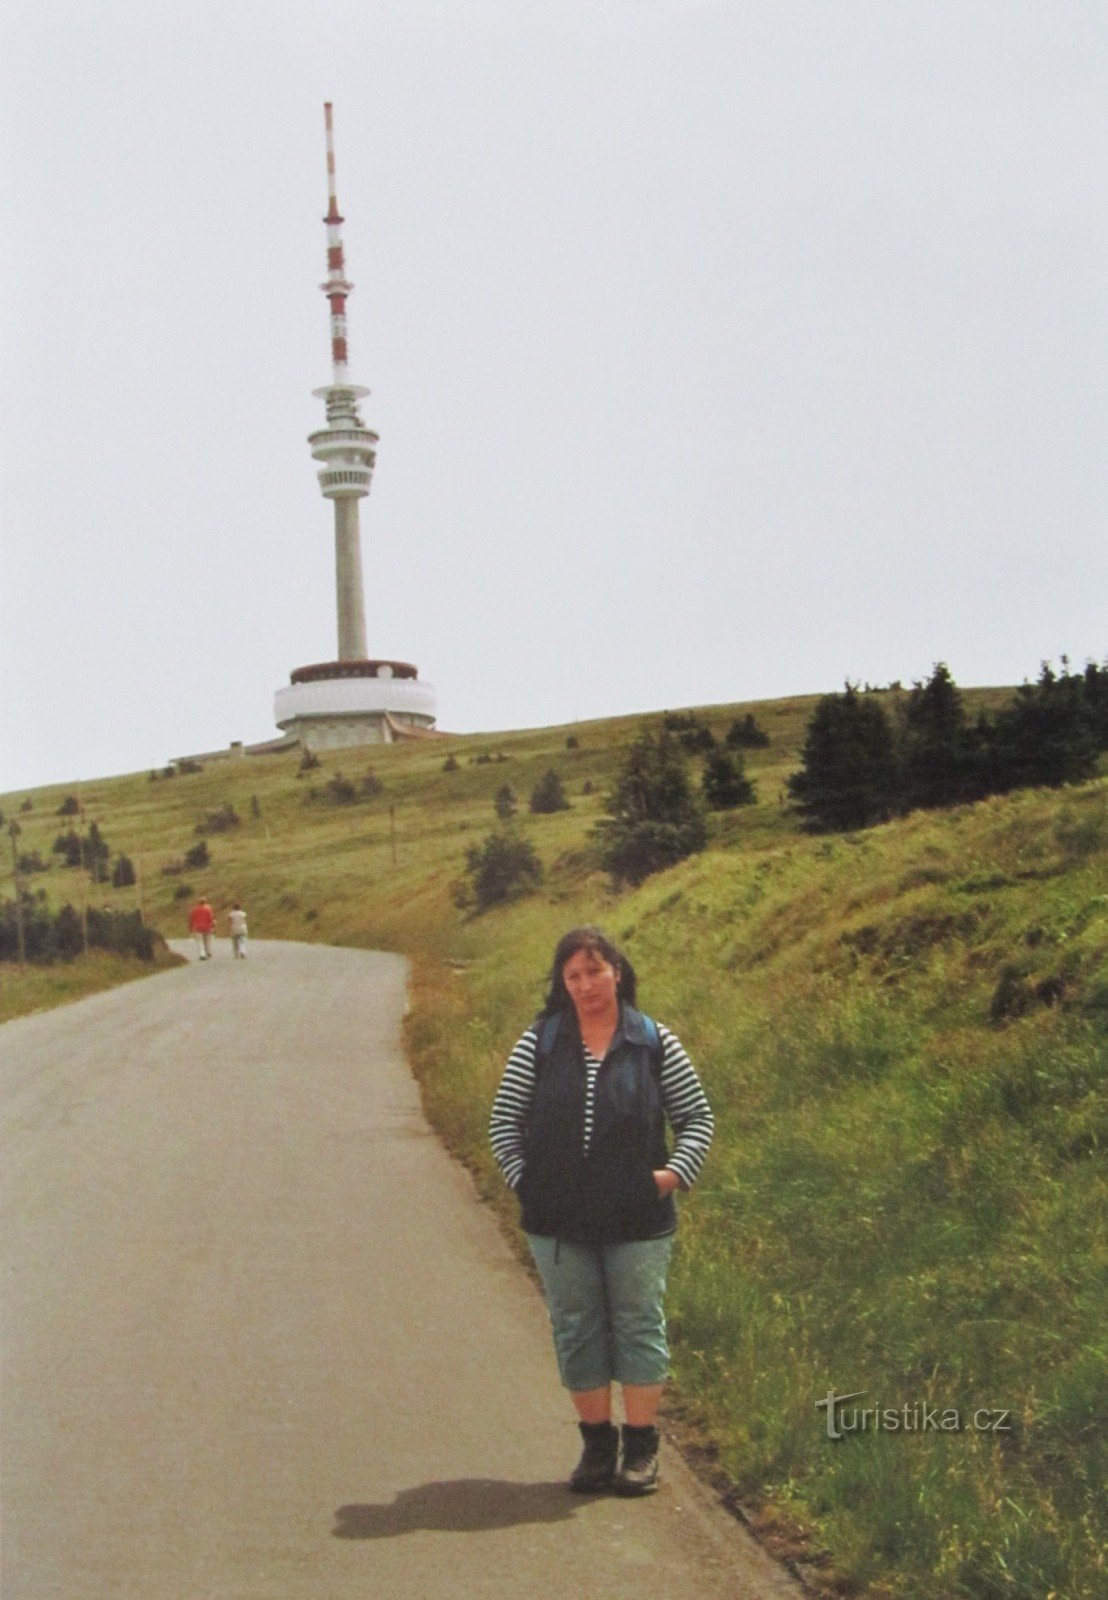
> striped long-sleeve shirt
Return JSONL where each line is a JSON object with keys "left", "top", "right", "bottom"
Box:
{"left": 489, "top": 1022, "right": 714, "bottom": 1193}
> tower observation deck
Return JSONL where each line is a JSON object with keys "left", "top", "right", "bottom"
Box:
{"left": 275, "top": 103, "right": 437, "bottom": 751}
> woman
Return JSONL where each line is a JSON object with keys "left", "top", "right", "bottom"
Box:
{"left": 489, "top": 926, "right": 713, "bottom": 1496}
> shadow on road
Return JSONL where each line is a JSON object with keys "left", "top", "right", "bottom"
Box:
{"left": 333, "top": 1479, "right": 581, "bottom": 1539}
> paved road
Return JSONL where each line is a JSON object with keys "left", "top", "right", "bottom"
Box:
{"left": 1, "top": 940, "right": 801, "bottom": 1599}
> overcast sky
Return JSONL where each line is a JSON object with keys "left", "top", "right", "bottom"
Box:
{"left": 1, "top": 1, "right": 1105, "bottom": 792}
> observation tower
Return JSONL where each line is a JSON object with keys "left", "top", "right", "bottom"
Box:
{"left": 275, "top": 103, "right": 436, "bottom": 750}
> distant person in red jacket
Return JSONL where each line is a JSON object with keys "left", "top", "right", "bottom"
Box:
{"left": 188, "top": 898, "right": 215, "bottom": 960}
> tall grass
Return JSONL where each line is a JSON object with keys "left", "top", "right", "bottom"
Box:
{"left": 0, "top": 946, "right": 185, "bottom": 1022}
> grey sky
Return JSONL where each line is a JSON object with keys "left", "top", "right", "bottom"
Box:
{"left": 1, "top": 1, "right": 1105, "bottom": 792}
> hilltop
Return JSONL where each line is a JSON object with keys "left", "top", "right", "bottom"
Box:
{"left": 2, "top": 688, "right": 1106, "bottom": 1600}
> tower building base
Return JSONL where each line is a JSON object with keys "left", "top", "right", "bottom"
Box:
{"left": 275, "top": 659, "right": 438, "bottom": 753}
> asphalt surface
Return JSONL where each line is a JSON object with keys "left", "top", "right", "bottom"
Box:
{"left": 0, "top": 939, "right": 802, "bottom": 1599}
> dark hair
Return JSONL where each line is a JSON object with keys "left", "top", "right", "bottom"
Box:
{"left": 542, "top": 925, "right": 638, "bottom": 1013}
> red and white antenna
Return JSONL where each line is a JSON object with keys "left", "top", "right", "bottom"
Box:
{"left": 321, "top": 101, "right": 355, "bottom": 386}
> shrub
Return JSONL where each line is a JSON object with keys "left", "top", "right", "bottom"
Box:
{"left": 298, "top": 750, "right": 321, "bottom": 773}
{"left": 662, "top": 711, "right": 716, "bottom": 752}
{"left": 53, "top": 830, "right": 83, "bottom": 868}
{"left": 0, "top": 898, "right": 156, "bottom": 964}
{"left": 324, "top": 772, "right": 358, "bottom": 803}
{"left": 112, "top": 855, "right": 137, "bottom": 888}
{"left": 54, "top": 903, "right": 85, "bottom": 959}
{"left": 702, "top": 748, "right": 756, "bottom": 810}
{"left": 530, "top": 769, "right": 570, "bottom": 814}
{"left": 83, "top": 823, "right": 111, "bottom": 883}
{"left": 86, "top": 907, "right": 156, "bottom": 961}
{"left": 184, "top": 840, "right": 210, "bottom": 870}
{"left": 196, "top": 804, "right": 240, "bottom": 835}
{"left": 17, "top": 851, "right": 48, "bottom": 874}
{"left": 442, "top": 754, "right": 459, "bottom": 772}
{"left": 566, "top": 735, "right": 579, "bottom": 749}
{"left": 494, "top": 784, "right": 517, "bottom": 821}
{"left": 19, "top": 798, "right": 32, "bottom": 812}
{"left": 361, "top": 770, "right": 383, "bottom": 798}
{"left": 459, "top": 830, "right": 543, "bottom": 910}
{"left": 57, "top": 795, "right": 80, "bottom": 817}
{"left": 594, "top": 725, "right": 707, "bottom": 885}
{"left": 0, "top": 891, "right": 50, "bottom": 961}
{"left": 725, "top": 713, "right": 771, "bottom": 750}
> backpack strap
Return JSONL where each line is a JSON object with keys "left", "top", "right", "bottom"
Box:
{"left": 536, "top": 1010, "right": 562, "bottom": 1069}
{"left": 534, "top": 1009, "right": 662, "bottom": 1077}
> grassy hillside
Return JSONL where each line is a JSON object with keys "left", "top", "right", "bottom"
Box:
{"left": 3, "top": 689, "right": 1105, "bottom": 1600}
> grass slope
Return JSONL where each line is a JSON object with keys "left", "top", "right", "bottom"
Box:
{"left": 3, "top": 690, "right": 1105, "bottom": 1599}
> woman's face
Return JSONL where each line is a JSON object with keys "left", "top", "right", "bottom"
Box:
{"left": 562, "top": 946, "right": 621, "bottom": 1021}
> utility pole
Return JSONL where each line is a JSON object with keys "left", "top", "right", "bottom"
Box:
{"left": 8, "top": 821, "right": 27, "bottom": 966}
{"left": 77, "top": 785, "right": 89, "bottom": 954}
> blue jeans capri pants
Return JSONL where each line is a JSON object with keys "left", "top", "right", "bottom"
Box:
{"left": 525, "top": 1233, "right": 675, "bottom": 1390}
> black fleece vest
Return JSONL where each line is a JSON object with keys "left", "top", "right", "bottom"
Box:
{"left": 518, "top": 1004, "right": 677, "bottom": 1244}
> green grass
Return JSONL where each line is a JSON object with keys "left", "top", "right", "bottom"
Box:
{"left": 3, "top": 688, "right": 1105, "bottom": 1599}
{"left": 0, "top": 946, "right": 186, "bottom": 1022}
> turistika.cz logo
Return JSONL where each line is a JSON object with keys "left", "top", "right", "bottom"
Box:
{"left": 815, "top": 1389, "right": 1012, "bottom": 1440}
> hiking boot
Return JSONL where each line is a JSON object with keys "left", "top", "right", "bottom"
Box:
{"left": 615, "top": 1424, "right": 660, "bottom": 1495}
{"left": 568, "top": 1421, "right": 619, "bottom": 1493}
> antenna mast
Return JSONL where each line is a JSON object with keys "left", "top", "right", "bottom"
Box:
{"left": 322, "top": 102, "right": 355, "bottom": 386}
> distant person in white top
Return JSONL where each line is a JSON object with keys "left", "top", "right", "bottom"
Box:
{"left": 228, "top": 902, "right": 248, "bottom": 960}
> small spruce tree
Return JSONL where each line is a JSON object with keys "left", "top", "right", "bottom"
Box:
{"left": 594, "top": 726, "right": 707, "bottom": 885}
{"left": 530, "top": 769, "right": 570, "bottom": 814}
{"left": 701, "top": 748, "right": 756, "bottom": 810}
{"left": 725, "top": 713, "right": 770, "bottom": 750}
{"left": 461, "top": 830, "right": 543, "bottom": 909}
{"left": 112, "top": 855, "right": 137, "bottom": 888}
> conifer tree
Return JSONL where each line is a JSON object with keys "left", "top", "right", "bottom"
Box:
{"left": 788, "top": 686, "right": 898, "bottom": 831}
{"left": 460, "top": 830, "right": 542, "bottom": 909}
{"left": 529, "top": 769, "right": 570, "bottom": 814}
{"left": 701, "top": 748, "right": 756, "bottom": 810}
{"left": 983, "top": 663, "right": 1100, "bottom": 792}
{"left": 900, "top": 663, "right": 980, "bottom": 809}
{"left": 594, "top": 726, "right": 707, "bottom": 884}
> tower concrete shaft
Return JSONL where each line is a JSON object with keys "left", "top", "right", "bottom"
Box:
{"left": 333, "top": 495, "right": 368, "bottom": 660}
{"left": 309, "top": 103, "right": 376, "bottom": 662}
